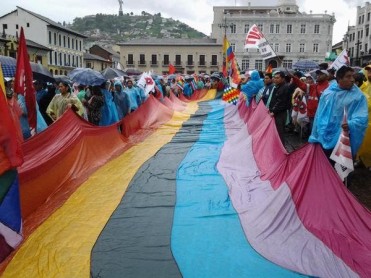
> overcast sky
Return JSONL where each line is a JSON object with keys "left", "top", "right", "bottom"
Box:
{"left": 1, "top": 0, "right": 366, "bottom": 43}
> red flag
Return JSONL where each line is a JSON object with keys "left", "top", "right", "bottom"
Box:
{"left": 0, "top": 84, "right": 24, "bottom": 175}
{"left": 168, "top": 64, "right": 176, "bottom": 74}
{"left": 14, "top": 27, "right": 37, "bottom": 133}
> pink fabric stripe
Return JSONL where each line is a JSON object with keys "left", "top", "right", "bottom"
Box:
{"left": 231, "top": 100, "right": 371, "bottom": 277}
{"left": 218, "top": 103, "right": 359, "bottom": 277}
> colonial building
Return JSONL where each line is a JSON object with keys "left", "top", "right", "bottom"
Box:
{"left": 89, "top": 44, "right": 120, "bottom": 69}
{"left": 0, "top": 6, "right": 87, "bottom": 75}
{"left": 346, "top": 2, "right": 371, "bottom": 66}
{"left": 116, "top": 38, "right": 222, "bottom": 75}
{"left": 211, "top": 0, "right": 336, "bottom": 71}
{"left": 0, "top": 35, "right": 51, "bottom": 67}
{"left": 83, "top": 52, "right": 112, "bottom": 71}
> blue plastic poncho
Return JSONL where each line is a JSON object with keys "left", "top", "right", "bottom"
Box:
{"left": 241, "top": 70, "right": 264, "bottom": 106}
{"left": 100, "top": 88, "right": 119, "bottom": 126}
{"left": 113, "top": 81, "right": 131, "bottom": 119}
{"left": 309, "top": 82, "right": 369, "bottom": 155}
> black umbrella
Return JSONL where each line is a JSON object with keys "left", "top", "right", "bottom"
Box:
{"left": 30, "top": 62, "right": 55, "bottom": 83}
{"left": 123, "top": 67, "right": 142, "bottom": 76}
{"left": 101, "top": 67, "right": 128, "bottom": 79}
{"left": 54, "top": 75, "right": 73, "bottom": 85}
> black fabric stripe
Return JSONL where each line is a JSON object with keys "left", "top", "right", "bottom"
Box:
{"left": 91, "top": 101, "right": 213, "bottom": 278}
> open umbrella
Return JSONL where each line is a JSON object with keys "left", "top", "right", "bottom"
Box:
{"left": 54, "top": 75, "right": 73, "bottom": 85}
{"left": 123, "top": 68, "right": 142, "bottom": 76}
{"left": 292, "top": 60, "right": 319, "bottom": 71}
{"left": 0, "top": 55, "right": 17, "bottom": 77}
{"left": 30, "top": 62, "right": 55, "bottom": 83}
{"left": 68, "top": 68, "right": 106, "bottom": 86}
{"left": 101, "top": 67, "right": 128, "bottom": 79}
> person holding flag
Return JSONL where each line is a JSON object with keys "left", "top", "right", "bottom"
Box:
{"left": 309, "top": 66, "right": 368, "bottom": 178}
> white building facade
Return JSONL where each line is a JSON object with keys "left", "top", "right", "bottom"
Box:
{"left": 346, "top": 2, "right": 371, "bottom": 66}
{"left": 211, "top": 0, "right": 336, "bottom": 72}
{"left": 0, "top": 6, "right": 87, "bottom": 75}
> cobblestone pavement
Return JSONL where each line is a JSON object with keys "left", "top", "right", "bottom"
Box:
{"left": 285, "top": 131, "right": 371, "bottom": 211}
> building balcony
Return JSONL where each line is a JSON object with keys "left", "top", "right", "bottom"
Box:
{"left": 186, "top": 63, "right": 194, "bottom": 67}
{"left": 198, "top": 62, "right": 207, "bottom": 67}
{"left": 150, "top": 62, "right": 159, "bottom": 67}
{"left": 138, "top": 62, "right": 147, "bottom": 67}
{"left": 126, "top": 62, "right": 135, "bottom": 66}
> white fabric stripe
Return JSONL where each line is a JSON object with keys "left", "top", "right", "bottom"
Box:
{"left": 217, "top": 106, "right": 358, "bottom": 278}
{"left": 0, "top": 222, "right": 22, "bottom": 248}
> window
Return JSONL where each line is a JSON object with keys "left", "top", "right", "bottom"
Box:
{"left": 368, "top": 12, "right": 370, "bottom": 21}
{"left": 64, "top": 54, "right": 66, "bottom": 65}
{"left": 63, "top": 36, "right": 66, "bottom": 47}
{"left": 300, "top": 24, "right": 306, "bottom": 34}
{"left": 54, "top": 52, "right": 57, "bottom": 65}
{"left": 211, "top": 55, "right": 218, "bottom": 66}
{"left": 54, "top": 33, "right": 57, "bottom": 45}
{"left": 79, "top": 41, "right": 82, "bottom": 51}
{"left": 274, "top": 43, "right": 279, "bottom": 53}
{"left": 2, "top": 24, "right": 7, "bottom": 30}
{"left": 255, "top": 59, "right": 263, "bottom": 71}
{"left": 127, "top": 54, "right": 134, "bottom": 65}
{"left": 258, "top": 24, "right": 263, "bottom": 32}
{"left": 359, "top": 16, "right": 362, "bottom": 25}
{"left": 163, "top": 54, "right": 169, "bottom": 65}
{"left": 187, "top": 55, "right": 193, "bottom": 66}
{"left": 285, "top": 43, "right": 291, "bottom": 53}
{"left": 287, "top": 24, "right": 292, "bottom": 34}
{"left": 362, "top": 14, "right": 365, "bottom": 24}
{"left": 175, "top": 55, "right": 181, "bottom": 65}
{"left": 275, "top": 24, "right": 280, "bottom": 34}
{"left": 314, "top": 25, "right": 320, "bottom": 34}
{"left": 230, "top": 24, "right": 236, "bottom": 34}
{"left": 16, "top": 24, "right": 18, "bottom": 30}
{"left": 270, "top": 24, "right": 274, "bottom": 34}
{"left": 72, "top": 39, "right": 74, "bottom": 49}
{"left": 241, "top": 59, "right": 249, "bottom": 71}
{"left": 313, "top": 43, "right": 319, "bottom": 53}
{"left": 151, "top": 54, "right": 157, "bottom": 65}
{"left": 366, "top": 26, "right": 369, "bottom": 37}
{"left": 199, "top": 55, "right": 205, "bottom": 66}
{"left": 299, "top": 43, "right": 305, "bottom": 53}
{"left": 49, "top": 31, "right": 52, "bottom": 44}
{"left": 68, "top": 55, "right": 71, "bottom": 65}
{"left": 230, "top": 43, "right": 235, "bottom": 52}
{"left": 72, "top": 56, "right": 75, "bottom": 67}
{"left": 59, "top": 53, "right": 62, "bottom": 65}
{"left": 87, "top": 62, "right": 92, "bottom": 68}
{"left": 282, "top": 60, "right": 293, "bottom": 69}
{"left": 76, "top": 40, "right": 78, "bottom": 50}
{"left": 26, "top": 23, "right": 30, "bottom": 27}
{"left": 244, "top": 24, "right": 250, "bottom": 33}
{"left": 49, "top": 52, "right": 52, "bottom": 64}
{"left": 139, "top": 54, "right": 145, "bottom": 65}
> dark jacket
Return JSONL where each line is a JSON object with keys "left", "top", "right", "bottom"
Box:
{"left": 269, "top": 83, "right": 291, "bottom": 114}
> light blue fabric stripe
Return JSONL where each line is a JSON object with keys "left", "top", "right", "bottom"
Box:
{"left": 172, "top": 100, "right": 305, "bottom": 278}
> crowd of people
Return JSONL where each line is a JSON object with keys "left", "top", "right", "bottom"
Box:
{"left": 238, "top": 63, "right": 370, "bottom": 183}
{"left": 4, "top": 72, "right": 223, "bottom": 141}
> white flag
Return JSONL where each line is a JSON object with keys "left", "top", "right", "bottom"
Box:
{"left": 330, "top": 109, "right": 353, "bottom": 181}
{"left": 137, "top": 72, "right": 155, "bottom": 96}
{"left": 244, "top": 24, "right": 277, "bottom": 60}
{"left": 330, "top": 49, "right": 350, "bottom": 70}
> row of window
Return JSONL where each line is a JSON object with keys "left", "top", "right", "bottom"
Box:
{"left": 231, "top": 23, "right": 321, "bottom": 34}
{"left": 358, "top": 12, "right": 371, "bottom": 25}
{"left": 48, "top": 31, "right": 83, "bottom": 51}
{"left": 48, "top": 51, "right": 82, "bottom": 67}
{"left": 126, "top": 54, "right": 219, "bottom": 66}
{"left": 229, "top": 43, "right": 321, "bottom": 53}
{"left": 241, "top": 59, "right": 320, "bottom": 72}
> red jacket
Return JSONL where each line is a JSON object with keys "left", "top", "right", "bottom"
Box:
{"left": 292, "top": 77, "right": 329, "bottom": 118}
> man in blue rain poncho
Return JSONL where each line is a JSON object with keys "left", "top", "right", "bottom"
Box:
{"left": 100, "top": 81, "right": 119, "bottom": 126}
{"left": 241, "top": 70, "right": 264, "bottom": 106}
{"left": 309, "top": 66, "right": 369, "bottom": 158}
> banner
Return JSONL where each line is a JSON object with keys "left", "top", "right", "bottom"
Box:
{"left": 244, "top": 24, "right": 277, "bottom": 60}
{"left": 137, "top": 72, "right": 155, "bottom": 97}
{"left": 330, "top": 49, "right": 350, "bottom": 70}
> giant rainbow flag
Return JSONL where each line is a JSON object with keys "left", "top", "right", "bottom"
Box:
{"left": 0, "top": 89, "right": 370, "bottom": 277}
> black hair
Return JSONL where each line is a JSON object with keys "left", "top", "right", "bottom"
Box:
{"left": 336, "top": 66, "right": 354, "bottom": 80}
{"left": 354, "top": 72, "right": 366, "bottom": 87}
{"left": 274, "top": 71, "right": 285, "bottom": 79}
{"left": 264, "top": 73, "right": 272, "bottom": 79}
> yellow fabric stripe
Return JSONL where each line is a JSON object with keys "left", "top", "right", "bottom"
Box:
{"left": 3, "top": 90, "right": 216, "bottom": 277}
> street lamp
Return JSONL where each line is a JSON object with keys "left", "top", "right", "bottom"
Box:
{"left": 218, "top": 11, "right": 232, "bottom": 39}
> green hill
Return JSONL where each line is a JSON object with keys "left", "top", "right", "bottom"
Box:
{"left": 68, "top": 12, "right": 208, "bottom": 43}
